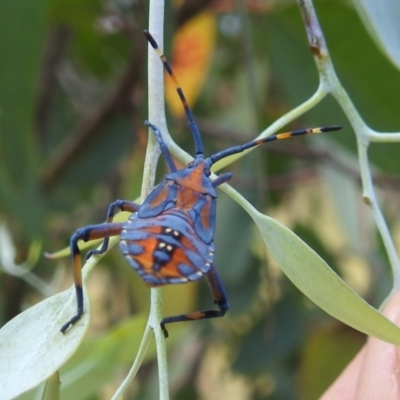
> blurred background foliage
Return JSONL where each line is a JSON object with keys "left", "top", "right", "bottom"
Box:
{"left": 1, "top": 0, "right": 400, "bottom": 399}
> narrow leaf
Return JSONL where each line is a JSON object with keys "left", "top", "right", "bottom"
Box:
{"left": 247, "top": 207, "right": 400, "bottom": 344}
{"left": 0, "top": 289, "right": 89, "bottom": 399}
{"left": 165, "top": 10, "right": 217, "bottom": 116}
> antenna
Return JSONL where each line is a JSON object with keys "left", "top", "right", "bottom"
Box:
{"left": 210, "top": 125, "right": 342, "bottom": 164}
{"left": 144, "top": 30, "right": 204, "bottom": 157}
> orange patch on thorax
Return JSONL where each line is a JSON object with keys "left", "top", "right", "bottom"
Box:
{"left": 175, "top": 185, "right": 200, "bottom": 210}
{"left": 175, "top": 164, "right": 207, "bottom": 194}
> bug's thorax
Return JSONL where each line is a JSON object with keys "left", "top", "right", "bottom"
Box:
{"left": 168, "top": 157, "right": 216, "bottom": 198}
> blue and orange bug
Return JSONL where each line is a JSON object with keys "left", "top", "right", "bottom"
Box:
{"left": 58, "top": 30, "right": 342, "bottom": 337}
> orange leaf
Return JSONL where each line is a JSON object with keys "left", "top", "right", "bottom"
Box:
{"left": 165, "top": 10, "right": 217, "bottom": 117}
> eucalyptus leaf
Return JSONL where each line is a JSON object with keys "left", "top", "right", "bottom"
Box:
{"left": 0, "top": 289, "right": 89, "bottom": 399}
{"left": 244, "top": 204, "right": 400, "bottom": 344}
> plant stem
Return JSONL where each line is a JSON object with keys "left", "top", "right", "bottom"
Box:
{"left": 112, "top": 1, "right": 170, "bottom": 397}
{"left": 146, "top": 0, "right": 170, "bottom": 398}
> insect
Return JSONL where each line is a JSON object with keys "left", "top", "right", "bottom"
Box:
{"left": 58, "top": 30, "right": 342, "bottom": 337}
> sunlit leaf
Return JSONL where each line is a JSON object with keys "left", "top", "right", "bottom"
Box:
{"left": 244, "top": 205, "right": 400, "bottom": 344}
{"left": 0, "top": 289, "right": 90, "bottom": 399}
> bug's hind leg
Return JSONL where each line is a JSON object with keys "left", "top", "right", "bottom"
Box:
{"left": 85, "top": 200, "right": 140, "bottom": 259}
{"left": 61, "top": 222, "right": 125, "bottom": 333}
{"left": 160, "top": 266, "right": 229, "bottom": 338}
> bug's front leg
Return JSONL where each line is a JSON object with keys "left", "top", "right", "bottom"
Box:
{"left": 61, "top": 222, "right": 125, "bottom": 333}
{"left": 160, "top": 266, "right": 229, "bottom": 338}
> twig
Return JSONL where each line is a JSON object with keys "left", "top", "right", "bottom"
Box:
{"left": 40, "top": 29, "right": 145, "bottom": 190}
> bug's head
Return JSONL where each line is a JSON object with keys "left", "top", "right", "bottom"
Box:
{"left": 144, "top": 30, "right": 343, "bottom": 179}
{"left": 187, "top": 156, "right": 212, "bottom": 177}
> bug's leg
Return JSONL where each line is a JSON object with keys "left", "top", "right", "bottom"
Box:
{"left": 86, "top": 200, "right": 140, "bottom": 259}
{"left": 212, "top": 173, "right": 233, "bottom": 188}
{"left": 144, "top": 120, "right": 178, "bottom": 173}
{"left": 61, "top": 222, "right": 125, "bottom": 333}
{"left": 160, "top": 266, "right": 229, "bottom": 338}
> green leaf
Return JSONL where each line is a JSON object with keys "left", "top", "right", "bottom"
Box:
{"left": 353, "top": 0, "right": 400, "bottom": 70}
{"left": 245, "top": 205, "right": 400, "bottom": 345}
{"left": 0, "top": 289, "right": 89, "bottom": 399}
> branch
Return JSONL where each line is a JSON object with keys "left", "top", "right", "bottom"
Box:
{"left": 145, "top": 1, "right": 170, "bottom": 399}
{"left": 40, "top": 23, "right": 145, "bottom": 190}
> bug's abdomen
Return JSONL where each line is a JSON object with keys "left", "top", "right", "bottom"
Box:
{"left": 120, "top": 212, "right": 214, "bottom": 286}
